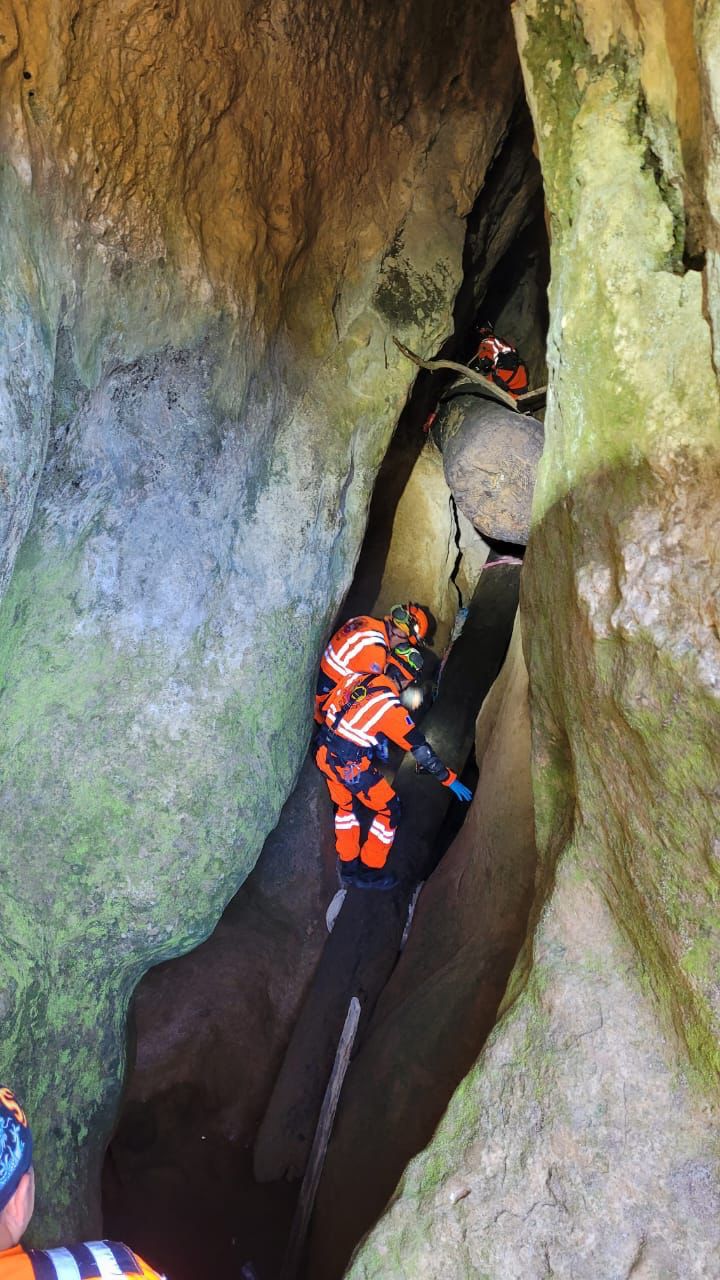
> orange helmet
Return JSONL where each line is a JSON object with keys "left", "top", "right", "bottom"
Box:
{"left": 388, "top": 603, "right": 431, "bottom": 643}
{"left": 407, "top": 602, "right": 430, "bottom": 641}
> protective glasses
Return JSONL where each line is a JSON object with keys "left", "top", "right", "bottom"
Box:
{"left": 390, "top": 605, "right": 416, "bottom": 637}
{"left": 391, "top": 642, "right": 424, "bottom": 677}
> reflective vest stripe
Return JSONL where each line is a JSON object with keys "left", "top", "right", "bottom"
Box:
{"left": 333, "top": 722, "right": 374, "bottom": 748}
{"left": 324, "top": 630, "right": 386, "bottom": 678}
{"left": 343, "top": 689, "right": 395, "bottom": 727}
{"left": 335, "top": 696, "right": 395, "bottom": 747}
{"left": 335, "top": 706, "right": 389, "bottom": 747}
{"left": 41, "top": 1250, "right": 81, "bottom": 1280}
{"left": 344, "top": 691, "right": 397, "bottom": 737}
{"left": 70, "top": 1245, "right": 106, "bottom": 1279}
{"left": 26, "top": 1253, "right": 57, "bottom": 1280}
{"left": 333, "top": 629, "right": 386, "bottom": 664}
{"left": 23, "top": 1242, "right": 152, "bottom": 1280}
{"left": 91, "top": 1243, "right": 142, "bottom": 1276}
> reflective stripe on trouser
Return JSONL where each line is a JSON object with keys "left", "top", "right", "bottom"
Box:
{"left": 315, "top": 745, "right": 399, "bottom": 868}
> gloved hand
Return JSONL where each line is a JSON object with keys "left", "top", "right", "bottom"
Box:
{"left": 448, "top": 779, "right": 473, "bottom": 802}
{"left": 374, "top": 735, "right": 389, "bottom": 763}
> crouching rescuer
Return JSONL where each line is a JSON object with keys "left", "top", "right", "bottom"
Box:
{"left": 315, "top": 644, "right": 472, "bottom": 890}
{"left": 314, "top": 602, "right": 431, "bottom": 723}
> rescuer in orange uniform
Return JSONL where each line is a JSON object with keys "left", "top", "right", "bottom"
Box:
{"left": 469, "top": 322, "right": 529, "bottom": 398}
{"left": 0, "top": 1087, "right": 166, "bottom": 1279}
{"left": 316, "top": 644, "right": 472, "bottom": 890}
{"left": 422, "top": 322, "right": 529, "bottom": 436}
{"left": 314, "top": 602, "right": 431, "bottom": 723}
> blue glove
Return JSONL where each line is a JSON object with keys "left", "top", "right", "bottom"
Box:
{"left": 449, "top": 779, "right": 473, "bottom": 802}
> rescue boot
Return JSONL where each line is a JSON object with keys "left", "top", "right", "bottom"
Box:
{"left": 354, "top": 863, "right": 398, "bottom": 891}
{"left": 338, "top": 857, "right": 360, "bottom": 886}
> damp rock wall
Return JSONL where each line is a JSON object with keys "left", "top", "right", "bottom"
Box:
{"left": 0, "top": 0, "right": 524, "bottom": 1241}
{"left": 349, "top": 3, "right": 720, "bottom": 1277}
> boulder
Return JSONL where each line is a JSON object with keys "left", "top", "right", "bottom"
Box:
{"left": 347, "top": 432, "right": 489, "bottom": 651}
{"left": 438, "top": 390, "right": 544, "bottom": 543}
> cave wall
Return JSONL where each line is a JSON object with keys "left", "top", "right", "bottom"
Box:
{"left": 348, "top": 3, "right": 720, "bottom": 1277}
{"left": 0, "top": 0, "right": 524, "bottom": 1241}
{"left": 365, "top": 439, "right": 488, "bottom": 650}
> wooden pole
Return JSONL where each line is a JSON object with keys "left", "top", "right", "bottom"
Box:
{"left": 391, "top": 335, "right": 547, "bottom": 415}
{"left": 391, "top": 335, "right": 519, "bottom": 410}
{"left": 279, "top": 996, "right": 362, "bottom": 1280}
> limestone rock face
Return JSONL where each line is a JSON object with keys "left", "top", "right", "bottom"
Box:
{"left": 438, "top": 393, "right": 544, "bottom": 543}
{"left": 349, "top": 3, "right": 720, "bottom": 1276}
{"left": 119, "top": 755, "right": 337, "bottom": 1142}
{"left": 357, "top": 436, "right": 489, "bottom": 650}
{"left": 0, "top": 0, "right": 523, "bottom": 1240}
{"left": 347, "top": 868, "right": 720, "bottom": 1280}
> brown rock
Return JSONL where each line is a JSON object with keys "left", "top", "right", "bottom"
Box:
{"left": 438, "top": 391, "right": 544, "bottom": 543}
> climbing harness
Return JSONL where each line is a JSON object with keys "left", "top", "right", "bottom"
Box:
{"left": 470, "top": 325, "right": 529, "bottom": 398}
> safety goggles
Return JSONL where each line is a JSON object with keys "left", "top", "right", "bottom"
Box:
{"left": 390, "top": 604, "right": 418, "bottom": 638}
{"left": 390, "top": 642, "right": 424, "bottom": 679}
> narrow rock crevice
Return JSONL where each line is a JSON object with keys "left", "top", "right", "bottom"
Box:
{"left": 101, "top": 160, "right": 547, "bottom": 1277}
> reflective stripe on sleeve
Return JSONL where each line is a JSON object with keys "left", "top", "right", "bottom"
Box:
{"left": 26, "top": 1251, "right": 60, "bottom": 1280}
{"left": 325, "top": 631, "right": 386, "bottom": 678}
{"left": 40, "top": 1251, "right": 82, "bottom": 1280}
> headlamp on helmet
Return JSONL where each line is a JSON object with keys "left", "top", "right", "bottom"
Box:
{"left": 407, "top": 602, "right": 430, "bottom": 641}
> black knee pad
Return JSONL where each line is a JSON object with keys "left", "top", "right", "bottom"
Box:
{"left": 385, "top": 794, "right": 402, "bottom": 827}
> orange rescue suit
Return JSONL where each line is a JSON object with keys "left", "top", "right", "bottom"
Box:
{"left": 471, "top": 329, "right": 529, "bottom": 398}
{"left": 0, "top": 1241, "right": 164, "bottom": 1278}
{"left": 314, "top": 615, "right": 393, "bottom": 723}
{"left": 316, "top": 672, "right": 457, "bottom": 869}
